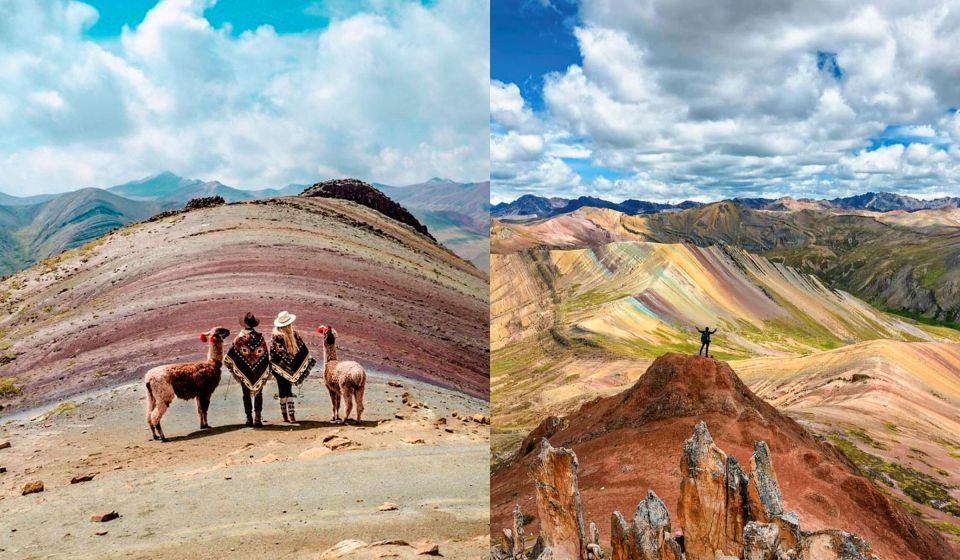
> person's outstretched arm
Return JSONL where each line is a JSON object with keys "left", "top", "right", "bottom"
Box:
{"left": 711, "top": 328, "right": 718, "bottom": 334}
{"left": 696, "top": 327, "right": 705, "bottom": 333}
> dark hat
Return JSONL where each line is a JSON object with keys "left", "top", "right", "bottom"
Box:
{"left": 242, "top": 312, "right": 259, "bottom": 328}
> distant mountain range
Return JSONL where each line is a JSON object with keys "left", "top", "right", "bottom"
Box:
{"left": 492, "top": 191, "right": 960, "bottom": 220}
{"left": 0, "top": 173, "right": 490, "bottom": 276}
{"left": 491, "top": 194, "right": 701, "bottom": 220}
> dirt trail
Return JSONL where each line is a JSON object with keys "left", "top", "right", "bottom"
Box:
{"left": 0, "top": 371, "right": 489, "bottom": 559}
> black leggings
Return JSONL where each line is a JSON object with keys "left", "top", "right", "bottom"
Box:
{"left": 274, "top": 374, "right": 294, "bottom": 398}
{"left": 242, "top": 388, "right": 263, "bottom": 414}
{"left": 699, "top": 342, "right": 710, "bottom": 356}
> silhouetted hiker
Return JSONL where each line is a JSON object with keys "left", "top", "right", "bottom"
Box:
{"left": 697, "top": 326, "right": 718, "bottom": 357}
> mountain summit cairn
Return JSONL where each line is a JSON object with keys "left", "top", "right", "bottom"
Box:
{"left": 494, "top": 422, "right": 877, "bottom": 560}
{"left": 301, "top": 178, "right": 434, "bottom": 240}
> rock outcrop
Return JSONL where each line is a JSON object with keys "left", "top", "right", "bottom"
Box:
{"left": 492, "top": 354, "right": 954, "bottom": 560}
{"left": 529, "top": 439, "right": 587, "bottom": 560}
{"left": 494, "top": 423, "right": 880, "bottom": 560}
{"left": 301, "top": 178, "right": 434, "bottom": 240}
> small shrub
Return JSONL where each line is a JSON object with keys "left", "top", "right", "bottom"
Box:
{"left": 0, "top": 376, "right": 22, "bottom": 397}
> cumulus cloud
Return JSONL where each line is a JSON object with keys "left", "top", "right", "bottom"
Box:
{"left": 0, "top": 0, "right": 488, "bottom": 195}
{"left": 492, "top": 0, "right": 960, "bottom": 202}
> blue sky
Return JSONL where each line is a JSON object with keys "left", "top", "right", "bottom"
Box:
{"left": 490, "top": 0, "right": 960, "bottom": 204}
{"left": 0, "top": 0, "right": 487, "bottom": 195}
{"left": 82, "top": 0, "right": 438, "bottom": 38}
{"left": 491, "top": 0, "right": 579, "bottom": 111}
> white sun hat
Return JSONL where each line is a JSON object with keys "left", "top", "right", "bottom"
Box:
{"left": 274, "top": 311, "right": 297, "bottom": 328}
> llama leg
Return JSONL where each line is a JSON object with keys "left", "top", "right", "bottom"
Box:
{"left": 150, "top": 399, "right": 169, "bottom": 442}
{"left": 196, "top": 396, "right": 207, "bottom": 429}
{"left": 199, "top": 393, "right": 211, "bottom": 428}
{"left": 343, "top": 386, "right": 355, "bottom": 423}
{"left": 326, "top": 388, "right": 338, "bottom": 421}
{"left": 354, "top": 385, "right": 365, "bottom": 423}
{"left": 145, "top": 383, "right": 159, "bottom": 440}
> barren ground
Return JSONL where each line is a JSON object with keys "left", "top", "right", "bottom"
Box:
{"left": 0, "top": 371, "right": 489, "bottom": 559}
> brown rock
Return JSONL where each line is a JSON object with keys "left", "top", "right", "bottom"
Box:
{"left": 800, "top": 530, "right": 874, "bottom": 560}
{"left": 402, "top": 437, "right": 425, "bottom": 445}
{"left": 610, "top": 511, "right": 636, "bottom": 560}
{"left": 377, "top": 502, "right": 398, "bottom": 511}
{"left": 747, "top": 441, "right": 784, "bottom": 523}
{"left": 95, "top": 530, "right": 108, "bottom": 536}
{"left": 321, "top": 540, "right": 369, "bottom": 558}
{"left": 724, "top": 456, "right": 750, "bottom": 557}
{"left": 0, "top": 441, "right": 10, "bottom": 449}
{"left": 471, "top": 414, "right": 489, "bottom": 424}
{"left": 529, "top": 439, "right": 586, "bottom": 560}
{"left": 21, "top": 480, "right": 43, "bottom": 495}
{"left": 633, "top": 490, "right": 682, "bottom": 560}
{"left": 370, "top": 539, "right": 410, "bottom": 547}
{"left": 90, "top": 511, "right": 119, "bottom": 522}
{"left": 743, "top": 522, "right": 780, "bottom": 560}
{"left": 322, "top": 435, "right": 357, "bottom": 450}
{"left": 512, "top": 504, "right": 526, "bottom": 557}
{"left": 71, "top": 473, "right": 97, "bottom": 484}
{"left": 773, "top": 512, "right": 801, "bottom": 553}
{"left": 387, "top": 380, "right": 404, "bottom": 387}
{"left": 678, "top": 421, "right": 730, "bottom": 559}
{"left": 413, "top": 540, "right": 440, "bottom": 555}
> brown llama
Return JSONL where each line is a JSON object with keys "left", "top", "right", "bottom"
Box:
{"left": 316, "top": 325, "right": 366, "bottom": 423}
{"left": 144, "top": 327, "right": 230, "bottom": 441}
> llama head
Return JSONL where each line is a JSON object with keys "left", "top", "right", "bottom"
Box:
{"left": 316, "top": 325, "right": 336, "bottom": 344}
{"left": 200, "top": 327, "right": 231, "bottom": 343}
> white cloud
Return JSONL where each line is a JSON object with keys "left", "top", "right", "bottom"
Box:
{"left": 0, "top": 0, "right": 489, "bottom": 195}
{"left": 492, "top": 0, "right": 960, "bottom": 202}
{"left": 490, "top": 80, "right": 541, "bottom": 133}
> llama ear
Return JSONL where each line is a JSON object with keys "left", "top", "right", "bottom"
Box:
{"left": 199, "top": 333, "right": 208, "bottom": 343}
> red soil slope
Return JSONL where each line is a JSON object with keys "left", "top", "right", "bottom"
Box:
{"left": 491, "top": 353, "right": 954, "bottom": 560}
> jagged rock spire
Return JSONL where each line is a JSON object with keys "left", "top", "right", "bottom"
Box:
{"left": 529, "top": 438, "right": 587, "bottom": 560}
{"left": 499, "top": 423, "right": 877, "bottom": 560}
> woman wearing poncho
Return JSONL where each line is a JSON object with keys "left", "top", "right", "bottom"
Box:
{"left": 223, "top": 313, "right": 271, "bottom": 428}
{"left": 269, "top": 310, "right": 315, "bottom": 423}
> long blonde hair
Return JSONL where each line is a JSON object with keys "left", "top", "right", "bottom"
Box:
{"left": 274, "top": 324, "right": 298, "bottom": 352}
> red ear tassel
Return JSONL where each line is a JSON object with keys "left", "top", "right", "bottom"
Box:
{"left": 317, "top": 325, "right": 326, "bottom": 334}
{"left": 199, "top": 333, "right": 208, "bottom": 343}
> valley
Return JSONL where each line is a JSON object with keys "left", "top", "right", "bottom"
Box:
{"left": 490, "top": 200, "right": 960, "bottom": 549}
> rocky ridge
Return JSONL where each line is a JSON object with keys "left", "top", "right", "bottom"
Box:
{"left": 302, "top": 178, "right": 435, "bottom": 240}
{"left": 494, "top": 423, "right": 877, "bottom": 560}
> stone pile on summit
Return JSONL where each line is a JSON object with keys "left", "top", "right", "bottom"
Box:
{"left": 301, "top": 178, "right": 434, "bottom": 240}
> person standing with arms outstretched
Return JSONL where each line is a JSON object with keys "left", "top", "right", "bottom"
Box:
{"left": 697, "top": 326, "right": 718, "bottom": 357}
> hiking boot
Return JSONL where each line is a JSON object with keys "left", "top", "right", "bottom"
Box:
{"left": 280, "top": 400, "right": 289, "bottom": 423}
{"left": 245, "top": 413, "right": 254, "bottom": 427}
{"left": 254, "top": 411, "right": 263, "bottom": 428}
{"left": 287, "top": 400, "right": 296, "bottom": 423}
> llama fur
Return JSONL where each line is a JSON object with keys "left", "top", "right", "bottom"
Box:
{"left": 317, "top": 325, "right": 366, "bottom": 423}
{"left": 144, "top": 327, "right": 230, "bottom": 441}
